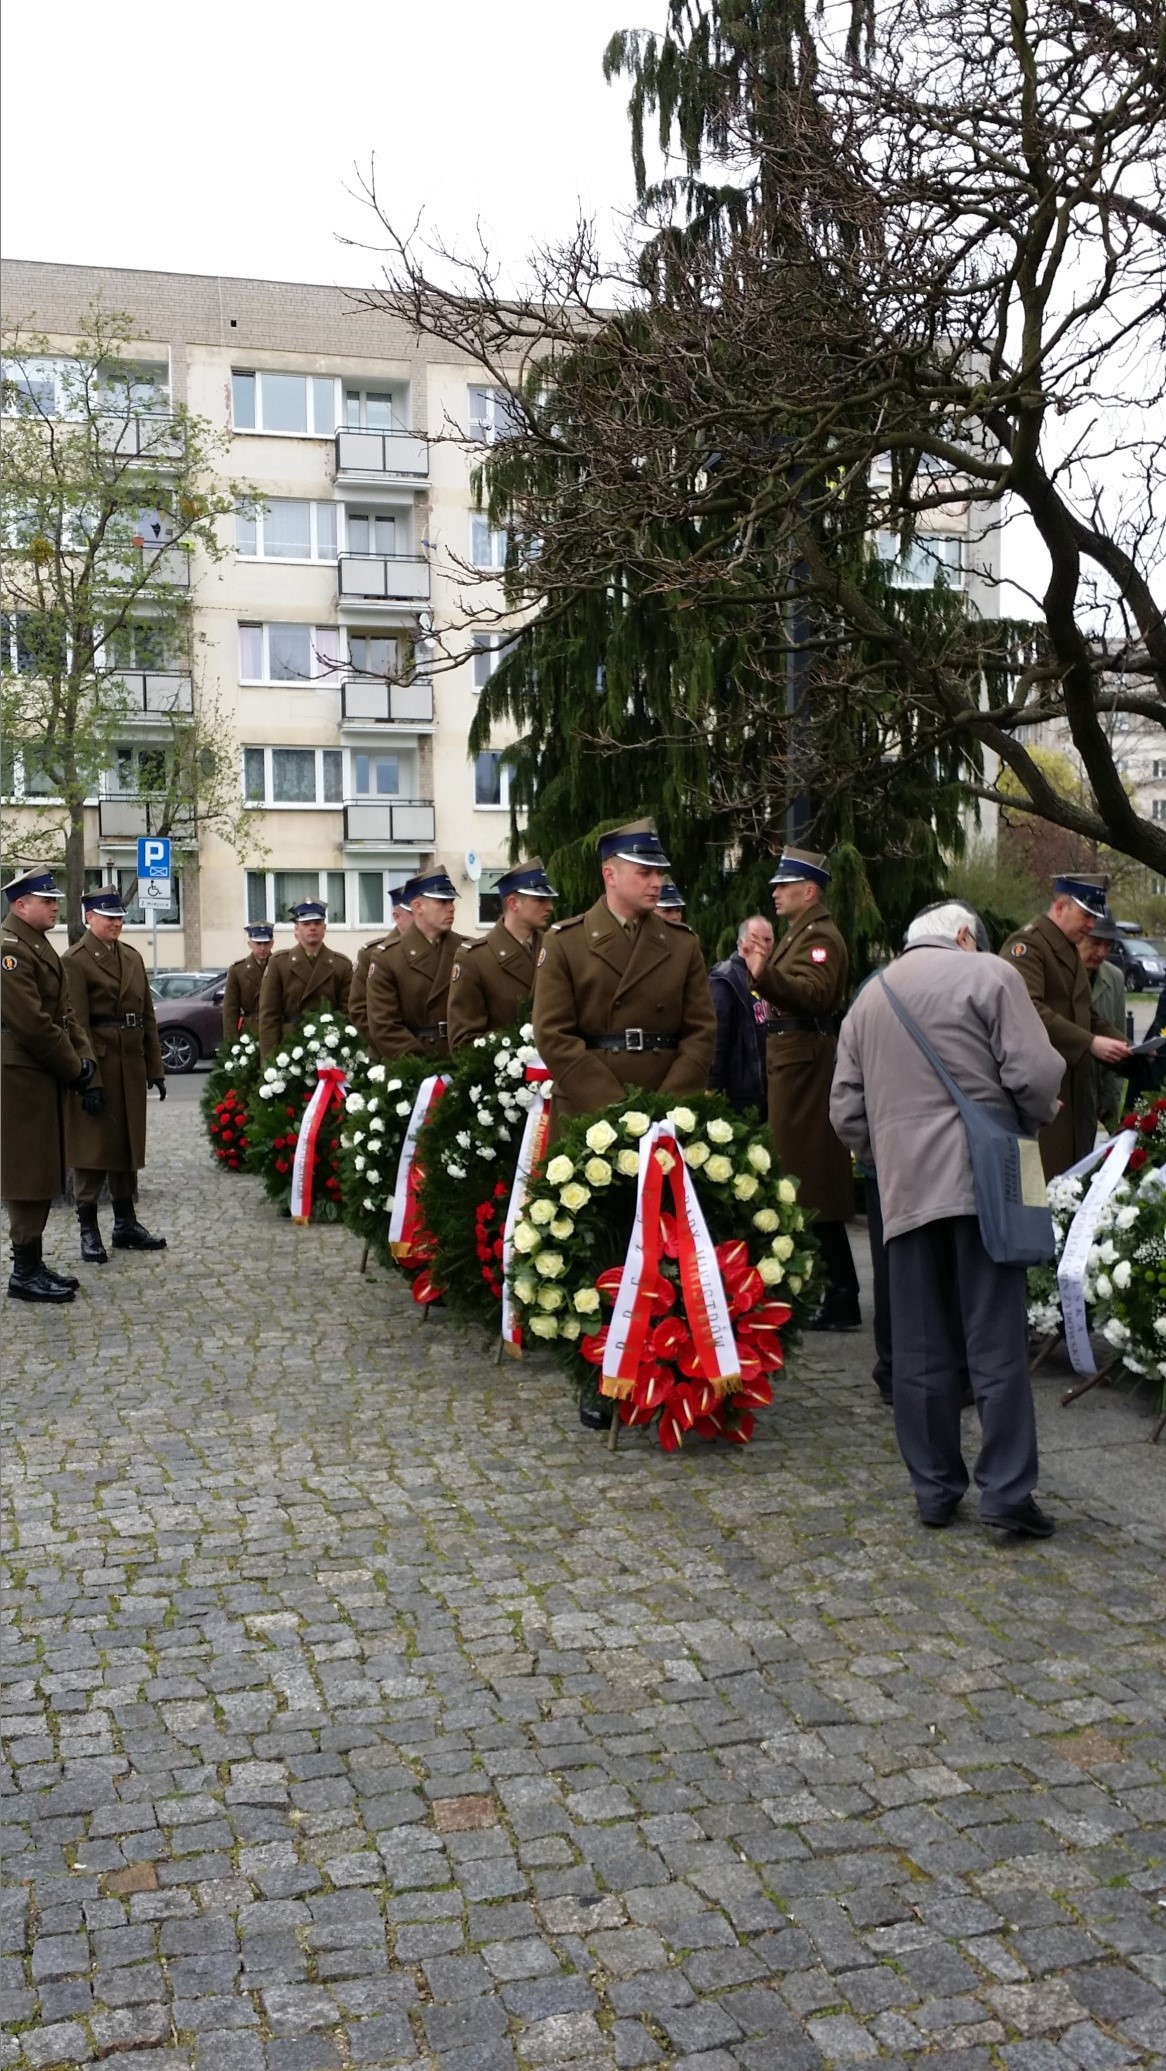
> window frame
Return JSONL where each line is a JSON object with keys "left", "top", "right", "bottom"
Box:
{"left": 241, "top": 745, "right": 344, "bottom": 809}
{"left": 237, "top": 622, "right": 344, "bottom": 685}
{"left": 473, "top": 750, "right": 511, "bottom": 810}
{"left": 467, "top": 384, "right": 520, "bottom": 444}
{"left": 236, "top": 498, "right": 338, "bottom": 563}
{"left": 875, "top": 529, "right": 966, "bottom": 590}
{"left": 470, "top": 515, "right": 508, "bottom": 570}
{"left": 231, "top": 370, "right": 338, "bottom": 438}
{"left": 246, "top": 868, "right": 349, "bottom": 925}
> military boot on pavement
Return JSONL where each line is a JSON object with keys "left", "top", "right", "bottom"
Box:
{"left": 78, "top": 1205, "right": 108, "bottom": 1264}
{"left": 9, "top": 1240, "right": 76, "bottom": 1303}
{"left": 111, "top": 1200, "right": 166, "bottom": 1251}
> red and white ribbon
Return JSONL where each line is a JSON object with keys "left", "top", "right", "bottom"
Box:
{"left": 603, "top": 1121, "right": 740, "bottom": 1400}
{"left": 389, "top": 1072, "right": 449, "bottom": 1261}
{"left": 500, "top": 1057, "right": 553, "bottom": 1354}
{"left": 1057, "top": 1128, "right": 1138, "bottom": 1375}
{"left": 290, "top": 1062, "right": 348, "bottom": 1223}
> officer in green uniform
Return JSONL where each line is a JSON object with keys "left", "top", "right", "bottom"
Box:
{"left": 447, "top": 859, "right": 557, "bottom": 1048}
{"left": 221, "top": 922, "right": 274, "bottom": 1046}
{"left": 257, "top": 900, "right": 354, "bottom": 1058}
{"left": 348, "top": 884, "right": 411, "bottom": 1044}
{"left": 1000, "top": 875, "right": 1130, "bottom": 1177}
{"left": 533, "top": 820, "right": 715, "bottom": 1122}
{"left": 741, "top": 847, "right": 859, "bottom": 1330}
{"left": 365, "top": 870, "right": 475, "bottom": 1060}
{"left": 64, "top": 885, "right": 167, "bottom": 1263}
{"left": 1, "top": 867, "right": 98, "bottom": 1302}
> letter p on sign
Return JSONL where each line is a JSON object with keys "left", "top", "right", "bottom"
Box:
{"left": 137, "top": 836, "right": 171, "bottom": 879}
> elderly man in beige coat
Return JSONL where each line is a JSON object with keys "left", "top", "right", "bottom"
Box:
{"left": 830, "top": 902, "right": 1064, "bottom": 1537}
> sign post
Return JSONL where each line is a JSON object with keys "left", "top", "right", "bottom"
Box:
{"left": 136, "top": 837, "right": 172, "bottom": 979}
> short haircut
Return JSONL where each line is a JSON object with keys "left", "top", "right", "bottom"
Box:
{"left": 737, "top": 913, "right": 773, "bottom": 950}
{"left": 906, "top": 900, "right": 988, "bottom": 951}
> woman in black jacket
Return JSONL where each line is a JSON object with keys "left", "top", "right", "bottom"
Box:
{"left": 708, "top": 917, "right": 772, "bottom": 1114}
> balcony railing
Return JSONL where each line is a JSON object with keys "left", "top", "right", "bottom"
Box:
{"left": 95, "top": 411, "right": 185, "bottom": 462}
{"left": 335, "top": 428, "right": 428, "bottom": 480}
{"left": 108, "top": 670, "right": 194, "bottom": 716}
{"left": 343, "top": 799, "right": 436, "bottom": 846}
{"left": 340, "top": 676, "right": 434, "bottom": 726}
{"left": 100, "top": 543, "right": 192, "bottom": 589}
{"left": 97, "top": 793, "right": 196, "bottom": 842}
{"left": 338, "top": 553, "right": 430, "bottom": 603}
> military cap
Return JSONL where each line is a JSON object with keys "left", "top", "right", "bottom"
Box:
{"left": 388, "top": 882, "right": 412, "bottom": 909}
{"left": 1052, "top": 873, "right": 1108, "bottom": 917}
{"left": 290, "top": 899, "right": 328, "bottom": 921}
{"left": 770, "top": 846, "right": 831, "bottom": 888}
{"left": 496, "top": 857, "right": 558, "bottom": 900}
{"left": 245, "top": 922, "right": 275, "bottom": 942}
{"left": 656, "top": 878, "right": 686, "bottom": 909}
{"left": 81, "top": 885, "right": 127, "bottom": 915}
{"left": 406, "top": 869, "right": 458, "bottom": 902}
{"left": 3, "top": 866, "right": 63, "bottom": 903}
{"left": 597, "top": 818, "right": 671, "bottom": 868}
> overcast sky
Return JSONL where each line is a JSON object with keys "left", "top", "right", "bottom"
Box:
{"left": 1, "top": 0, "right": 656, "bottom": 290}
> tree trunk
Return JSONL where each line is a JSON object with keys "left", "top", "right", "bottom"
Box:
{"left": 64, "top": 807, "right": 87, "bottom": 944}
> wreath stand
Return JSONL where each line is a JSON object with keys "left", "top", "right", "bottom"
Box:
{"left": 1030, "top": 1331, "right": 1162, "bottom": 1441}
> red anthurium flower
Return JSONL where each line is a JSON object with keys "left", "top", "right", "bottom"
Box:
{"left": 650, "top": 1316, "right": 690, "bottom": 1362}
{"left": 677, "top": 1341, "right": 707, "bottom": 1381}
{"left": 657, "top": 1410, "right": 686, "bottom": 1452}
{"left": 670, "top": 1381, "right": 702, "bottom": 1431}
{"left": 728, "top": 1267, "right": 764, "bottom": 1316}
{"left": 658, "top": 1212, "right": 679, "bottom": 1259}
{"left": 723, "top": 1411, "right": 756, "bottom": 1445}
{"left": 734, "top": 1372, "right": 774, "bottom": 1410}
{"left": 595, "top": 1268, "right": 623, "bottom": 1301}
{"left": 619, "top": 1398, "right": 656, "bottom": 1426}
{"left": 579, "top": 1328, "right": 609, "bottom": 1365}
{"left": 693, "top": 1408, "right": 727, "bottom": 1442}
{"left": 412, "top": 1269, "right": 444, "bottom": 1305}
{"left": 650, "top": 1274, "right": 678, "bottom": 1314}
{"left": 715, "top": 1238, "right": 751, "bottom": 1287}
{"left": 631, "top": 1364, "right": 673, "bottom": 1412}
{"left": 733, "top": 1344, "right": 764, "bottom": 1382}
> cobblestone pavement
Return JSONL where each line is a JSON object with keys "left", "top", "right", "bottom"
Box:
{"left": 3, "top": 1098, "right": 1164, "bottom": 2071}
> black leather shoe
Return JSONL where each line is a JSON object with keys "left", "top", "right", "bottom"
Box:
{"left": 806, "top": 1301, "right": 862, "bottom": 1333}
{"left": 579, "top": 1399, "right": 614, "bottom": 1431}
{"left": 919, "top": 1501, "right": 960, "bottom": 1528}
{"left": 111, "top": 1201, "right": 166, "bottom": 1251}
{"left": 8, "top": 1242, "right": 75, "bottom": 1303}
{"left": 78, "top": 1208, "right": 108, "bottom": 1264}
{"left": 982, "top": 1498, "right": 1055, "bottom": 1539}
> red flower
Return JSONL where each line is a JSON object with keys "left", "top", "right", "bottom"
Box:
{"left": 1128, "top": 1148, "right": 1148, "bottom": 1171}
{"left": 493, "top": 1239, "right": 505, "bottom": 1259}
{"left": 494, "top": 1181, "right": 508, "bottom": 1198}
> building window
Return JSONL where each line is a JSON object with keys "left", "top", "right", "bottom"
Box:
{"left": 358, "top": 872, "right": 385, "bottom": 924}
{"left": 236, "top": 499, "right": 337, "bottom": 561}
{"left": 241, "top": 746, "right": 343, "bottom": 807}
{"left": 468, "top": 385, "right": 520, "bottom": 444}
{"left": 85, "top": 864, "right": 182, "bottom": 927}
{"left": 474, "top": 751, "right": 510, "bottom": 808}
{"left": 345, "top": 510, "right": 398, "bottom": 557}
{"left": 470, "top": 517, "right": 508, "bottom": 569}
{"left": 875, "top": 530, "right": 965, "bottom": 589}
{"left": 1, "top": 743, "right": 60, "bottom": 799}
{"left": 111, "top": 743, "right": 169, "bottom": 796}
{"left": 1153, "top": 799, "right": 1166, "bottom": 822}
{"left": 344, "top": 387, "right": 407, "bottom": 430}
{"left": 477, "top": 868, "right": 505, "bottom": 926}
{"left": 2, "top": 355, "right": 168, "bottom": 419}
{"left": 238, "top": 622, "right": 344, "bottom": 683}
{"left": 105, "top": 620, "right": 174, "bottom": 671}
{"left": 353, "top": 752, "right": 401, "bottom": 798}
{"left": 348, "top": 633, "right": 399, "bottom": 679}
{"left": 471, "top": 633, "right": 517, "bottom": 689}
{"left": 231, "top": 371, "right": 337, "bottom": 437}
{"left": 246, "top": 870, "right": 347, "bottom": 924}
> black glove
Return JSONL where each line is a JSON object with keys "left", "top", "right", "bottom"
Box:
{"left": 80, "top": 1086, "right": 105, "bottom": 1116}
{"left": 71, "top": 1058, "right": 96, "bottom": 1090}
{"left": 152, "top": 1078, "right": 167, "bottom": 1101}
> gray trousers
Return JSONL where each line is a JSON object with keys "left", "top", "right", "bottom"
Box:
{"left": 73, "top": 1170, "right": 136, "bottom": 1208}
{"left": 4, "top": 1199, "right": 51, "bottom": 1243}
{"left": 887, "top": 1214, "right": 1037, "bottom": 1518}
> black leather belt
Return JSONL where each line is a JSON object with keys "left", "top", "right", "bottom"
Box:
{"left": 415, "top": 1021, "right": 448, "bottom": 1040}
{"left": 587, "top": 1030, "right": 678, "bottom": 1053}
{"left": 767, "top": 1015, "right": 831, "bottom": 1036}
{"left": 92, "top": 1013, "right": 143, "bottom": 1029}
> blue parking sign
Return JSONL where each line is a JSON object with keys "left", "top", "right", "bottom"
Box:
{"left": 136, "top": 836, "right": 171, "bottom": 880}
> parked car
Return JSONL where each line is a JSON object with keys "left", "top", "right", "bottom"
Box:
{"left": 1107, "top": 932, "right": 1166, "bottom": 993}
{"left": 150, "top": 968, "right": 227, "bottom": 1001}
{"left": 154, "top": 975, "right": 229, "bottom": 1073}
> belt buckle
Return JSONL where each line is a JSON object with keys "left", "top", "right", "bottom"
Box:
{"left": 437, "top": 1020, "right": 447, "bottom": 1037}
{"left": 624, "top": 1027, "right": 644, "bottom": 1052}
{"left": 126, "top": 1013, "right": 140, "bottom": 1029}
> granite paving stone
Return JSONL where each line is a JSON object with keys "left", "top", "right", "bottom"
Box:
{"left": 3, "top": 1095, "right": 1163, "bottom": 2069}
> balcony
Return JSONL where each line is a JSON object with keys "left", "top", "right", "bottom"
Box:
{"left": 108, "top": 670, "right": 194, "bottom": 717}
{"left": 340, "top": 676, "right": 434, "bottom": 727}
{"left": 343, "top": 799, "right": 436, "bottom": 847}
{"left": 335, "top": 428, "right": 428, "bottom": 482}
{"left": 95, "top": 411, "right": 185, "bottom": 463}
{"left": 100, "top": 543, "right": 192, "bottom": 589}
{"left": 97, "top": 793, "right": 196, "bottom": 843}
{"left": 338, "top": 553, "right": 429, "bottom": 604}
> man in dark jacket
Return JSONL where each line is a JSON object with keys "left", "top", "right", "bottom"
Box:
{"left": 709, "top": 916, "right": 772, "bottom": 1114}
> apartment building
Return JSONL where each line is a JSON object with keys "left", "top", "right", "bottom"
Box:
{"left": 1, "top": 258, "right": 527, "bottom": 968}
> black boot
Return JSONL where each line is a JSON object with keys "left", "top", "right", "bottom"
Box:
{"left": 78, "top": 1205, "right": 108, "bottom": 1264}
{"left": 111, "top": 1199, "right": 166, "bottom": 1251}
{"left": 42, "top": 1258, "right": 80, "bottom": 1292}
{"left": 806, "top": 1290, "right": 862, "bottom": 1332}
{"left": 9, "top": 1240, "right": 75, "bottom": 1303}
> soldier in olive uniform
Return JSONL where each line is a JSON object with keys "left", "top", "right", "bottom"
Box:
{"left": 257, "top": 900, "right": 354, "bottom": 1058}
{"left": 533, "top": 820, "right": 716, "bottom": 1123}
{"left": 1000, "top": 875, "right": 1130, "bottom": 1178}
{"left": 365, "top": 869, "right": 474, "bottom": 1060}
{"left": 221, "top": 922, "right": 274, "bottom": 1046}
{"left": 2, "top": 868, "right": 100, "bottom": 1302}
{"left": 64, "top": 886, "right": 167, "bottom": 1263}
{"left": 348, "top": 884, "right": 412, "bottom": 1044}
{"left": 657, "top": 880, "right": 687, "bottom": 926}
{"left": 448, "top": 859, "right": 557, "bottom": 1048}
{"left": 741, "top": 847, "right": 859, "bottom": 1330}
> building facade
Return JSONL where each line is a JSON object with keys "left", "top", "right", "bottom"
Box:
{"left": 1, "top": 259, "right": 527, "bottom": 967}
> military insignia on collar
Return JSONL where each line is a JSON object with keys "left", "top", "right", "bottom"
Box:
{"left": 451, "top": 963, "right": 461, "bottom": 983}
{"left": 1010, "top": 942, "right": 1027, "bottom": 957}
{"left": 2, "top": 954, "right": 17, "bottom": 971}
{"left": 810, "top": 946, "right": 828, "bottom": 964}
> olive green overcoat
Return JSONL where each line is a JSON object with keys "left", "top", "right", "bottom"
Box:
{"left": 447, "top": 920, "right": 539, "bottom": 1049}
{"left": 364, "top": 928, "right": 472, "bottom": 1060}
{"left": 1, "top": 914, "right": 94, "bottom": 1201}
{"left": 221, "top": 955, "right": 268, "bottom": 1045}
{"left": 257, "top": 943, "right": 353, "bottom": 1057}
{"left": 63, "top": 932, "right": 164, "bottom": 1174}
{"left": 752, "top": 898, "right": 854, "bottom": 1221}
{"left": 1000, "top": 913, "right": 1122, "bottom": 1176}
{"left": 347, "top": 932, "right": 396, "bottom": 1044}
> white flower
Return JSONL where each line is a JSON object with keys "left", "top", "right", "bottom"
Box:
{"left": 733, "top": 1174, "right": 760, "bottom": 1202}
{"left": 395, "top": 1100, "right": 411, "bottom": 1117}
{"left": 270, "top": 1078, "right": 286, "bottom": 1094}
{"left": 363, "top": 1195, "right": 377, "bottom": 1211}
{"left": 547, "top": 1155, "right": 575, "bottom": 1186}
{"left": 616, "top": 1149, "right": 640, "bottom": 1178}
{"left": 529, "top": 1199, "right": 557, "bottom": 1226}
{"left": 366, "top": 1169, "right": 380, "bottom": 1185}
{"left": 447, "top": 1162, "right": 466, "bottom": 1181}
{"left": 259, "top": 1086, "right": 274, "bottom": 1101}
{"left": 665, "top": 1107, "right": 696, "bottom": 1135}
{"left": 705, "top": 1155, "right": 733, "bottom": 1183}
{"left": 753, "top": 1209, "right": 779, "bottom": 1234}
{"left": 574, "top": 1287, "right": 601, "bottom": 1315}
{"left": 583, "top": 1156, "right": 613, "bottom": 1188}
{"left": 1155, "top": 1315, "right": 1166, "bottom": 1338}
{"left": 1098, "top": 1239, "right": 1118, "bottom": 1265}
{"left": 654, "top": 1147, "right": 677, "bottom": 1174}
{"left": 303, "top": 1026, "right": 316, "bottom": 1039}
{"left": 480, "top": 1146, "right": 497, "bottom": 1162}
{"left": 368, "top": 1064, "right": 386, "bottom": 1082}
{"left": 476, "top": 1108, "right": 494, "bottom": 1128}
{"left": 758, "top": 1257, "right": 785, "bottom": 1285}
{"left": 559, "top": 1182, "right": 590, "bottom": 1213}
{"left": 549, "top": 1217, "right": 574, "bottom": 1240}
{"left": 1115, "top": 1205, "right": 1139, "bottom": 1229}
{"left": 368, "top": 1116, "right": 384, "bottom": 1134}
{"left": 512, "top": 1222, "right": 540, "bottom": 1253}
{"left": 350, "top": 1130, "right": 365, "bottom": 1146}
{"left": 354, "top": 1156, "right": 366, "bottom": 1173}
{"left": 493, "top": 1051, "right": 509, "bottom": 1071}
{"left": 683, "top": 1142, "right": 710, "bottom": 1169}
{"left": 1095, "top": 1273, "right": 1113, "bottom": 1299}
{"left": 345, "top": 1024, "right": 358, "bottom": 1037}
{"left": 291, "top": 1046, "right": 304, "bottom": 1061}
{"left": 386, "top": 1078, "right": 402, "bottom": 1092}
{"left": 622, "top": 1111, "right": 651, "bottom": 1137}
{"left": 513, "top": 1273, "right": 537, "bottom": 1304}
{"left": 778, "top": 1178, "right": 798, "bottom": 1205}
{"left": 276, "top": 1052, "right": 289, "bottom": 1068}
{"left": 323, "top": 1029, "right": 340, "bottom": 1048}
{"left": 746, "top": 1143, "right": 771, "bottom": 1174}
{"left": 468, "top": 1086, "right": 483, "bottom": 1103}
{"left": 560, "top": 1315, "right": 583, "bottom": 1341}
{"left": 788, "top": 1274, "right": 803, "bottom": 1294}
{"left": 527, "top": 1313, "right": 560, "bottom": 1339}
{"left": 456, "top": 1131, "right": 472, "bottom": 1150}
{"left": 585, "top": 1119, "right": 618, "bottom": 1154}
{"left": 772, "top": 1234, "right": 795, "bottom": 1261}
{"left": 1102, "top": 1317, "right": 1131, "bottom": 1347}
{"left": 534, "top": 1251, "right": 565, "bottom": 1279}
{"left": 345, "top": 1092, "right": 367, "bottom": 1114}
{"left": 1112, "top": 1259, "right": 1132, "bottom": 1290}
{"left": 536, "top": 1285, "right": 564, "bottom": 1311}
{"left": 706, "top": 1118, "right": 734, "bottom": 1145}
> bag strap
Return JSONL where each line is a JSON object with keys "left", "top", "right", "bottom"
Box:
{"left": 877, "top": 974, "right": 980, "bottom": 1128}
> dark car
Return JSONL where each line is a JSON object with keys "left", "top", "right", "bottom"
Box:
{"left": 150, "top": 968, "right": 227, "bottom": 1001}
{"left": 1107, "top": 932, "right": 1166, "bottom": 993}
{"left": 154, "top": 975, "right": 229, "bottom": 1073}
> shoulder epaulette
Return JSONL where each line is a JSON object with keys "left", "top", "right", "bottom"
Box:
{"left": 552, "top": 915, "right": 585, "bottom": 932}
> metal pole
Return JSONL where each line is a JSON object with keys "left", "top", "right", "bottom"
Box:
{"left": 151, "top": 901, "right": 159, "bottom": 979}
